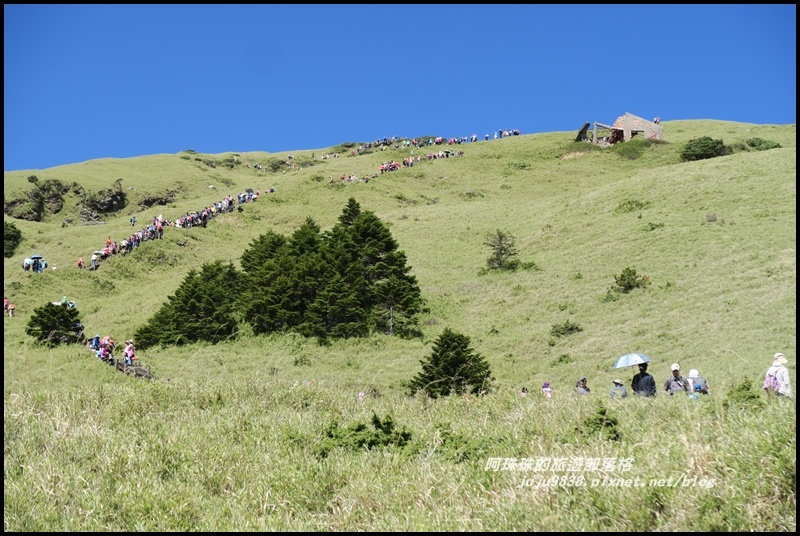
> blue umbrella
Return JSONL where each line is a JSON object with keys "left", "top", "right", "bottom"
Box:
{"left": 614, "top": 353, "right": 651, "bottom": 369}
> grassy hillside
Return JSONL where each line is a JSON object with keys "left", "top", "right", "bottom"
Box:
{"left": 3, "top": 120, "right": 796, "bottom": 531}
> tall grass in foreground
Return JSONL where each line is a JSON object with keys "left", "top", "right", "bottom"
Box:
{"left": 4, "top": 378, "right": 795, "bottom": 531}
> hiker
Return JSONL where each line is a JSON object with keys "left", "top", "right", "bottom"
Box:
{"left": 687, "top": 369, "right": 710, "bottom": 395}
{"left": 631, "top": 363, "right": 656, "bottom": 397}
{"left": 610, "top": 379, "right": 628, "bottom": 398}
{"left": 123, "top": 340, "right": 136, "bottom": 365}
{"left": 520, "top": 387, "right": 528, "bottom": 398}
{"left": 77, "top": 257, "right": 84, "bottom": 269}
{"left": 98, "top": 343, "right": 111, "bottom": 362}
{"left": 575, "top": 376, "right": 591, "bottom": 395}
{"left": 764, "top": 353, "right": 792, "bottom": 398}
{"left": 541, "top": 382, "right": 552, "bottom": 399}
{"left": 664, "top": 363, "right": 691, "bottom": 396}
{"left": 8, "top": 302, "right": 16, "bottom": 317}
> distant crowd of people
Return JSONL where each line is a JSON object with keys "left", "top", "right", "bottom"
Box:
{"left": 87, "top": 334, "right": 137, "bottom": 367}
{"left": 316, "top": 131, "right": 520, "bottom": 185}
{"left": 77, "top": 191, "right": 267, "bottom": 271}
{"left": 517, "top": 355, "right": 792, "bottom": 400}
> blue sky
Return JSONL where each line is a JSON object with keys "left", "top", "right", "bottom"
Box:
{"left": 4, "top": 4, "right": 796, "bottom": 172}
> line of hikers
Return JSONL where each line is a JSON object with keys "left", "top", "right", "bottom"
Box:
{"left": 88, "top": 335, "right": 137, "bottom": 366}
{"left": 524, "top": 356, "right": 792, "bottom": 400}
{"left": 77, "top": 192, "right": 256, "bottom": 271}
{"left": 520, "top": 363, "right": 712, "bottom": 399}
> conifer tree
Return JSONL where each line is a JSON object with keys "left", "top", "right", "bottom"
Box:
{"left": 347, "top": 211, "right": 422, "bottom": 336}
{"left": 134, "top": 261, "right": 240, "bottom": 349}
{"left": 484, "top": 229, "right": 520, "bottom": 271}
{"left": 25, "top": 302, "right": 84, "bottom": 347}
{"left": 240, "top": 229, "right": 288, "bottom": 274}
{"left": 287, "top": 217, "right": 325, "bottom": 318}
{"left": 337, "top": 197, "right": 362, "bottom": 227}
{"left": 408, "top": 328, "right": 494, "bottom": 398}
{"left": 240, "top": 200, "right": 422, "bottom": 343}
{"left": 300, "top": 273, "right": 368, "bottom": 343}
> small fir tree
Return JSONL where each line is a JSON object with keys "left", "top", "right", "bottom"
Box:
{"left": 26, "top": 302, "right": 84, "bottom": 347}
{"left": 409, "top": 328, "right": 494, "bottom": 398}
{"left": 484, "top": 229, "right": 520, "bottom": 271}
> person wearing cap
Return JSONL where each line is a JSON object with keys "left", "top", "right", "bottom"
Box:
{"left": 764, "top": 353, "right": 792, "bottom": 398}
{"left": 631, "top": 362, "right": 657, "bottom": 397}
{"left": 123, "top": 340, "right": 136, "bottom": 366}
{"left": 687, "top": 369, "right": 710, "bottom": 395}
{"left": 541, "top": 382, "right": 552, "bottom": 399}
{"left": 664, "top": 363, "right": 691, "bottom": 396}
{"left": 575, "top": 376, "right": 591, "bottom": 395}
{"left": 609, "top": 379, "right": 628, "bottom": 398}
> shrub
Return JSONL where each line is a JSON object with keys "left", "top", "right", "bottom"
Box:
{"left": 723, "top": 377, "right": 764, "bottom": 410}
{"left": 612, "top": 267, "right": 651, "bottom": 294}
{"left": 550, "top": 354, "right": 573, "bottom": 366}
{"left": 434, "top": 423, "right": 493, "bottom": 463}
{"left": 681, "top": 136, "right": 731, "bottom": 161}
{"left": 579, "top": 403, "right": 621, "bottom": 441}
{"left": 316, "top": 413, "right": 412, "bottom": 458}
{"left": 745, "top": 137, "right": 781, "bottom": 151}
{"left": 550, "top": 320, "right": 583, "bottom": 338}
{"left": 614, "top": 199, "right": 650, "bottom": 214}
{"left": 4, "top": 221, "right": 22, "bottom": 257}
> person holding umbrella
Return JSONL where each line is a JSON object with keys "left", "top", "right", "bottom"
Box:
{"left": 632, "top": 363, "right": 657, "bottom": 397}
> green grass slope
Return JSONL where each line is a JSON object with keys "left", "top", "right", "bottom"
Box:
{"left": 3, "top": 120, "right": 796, "bottom": 531}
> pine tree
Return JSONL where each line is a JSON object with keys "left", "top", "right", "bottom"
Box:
{"left": 300, "top": 273, "right": 367, "bottom": 343}
{"left": 408, "top": 328, "right": 494, "bottom": 398}
{"left": 484, "top": 229, "right": 520, "bottom": 271}
{"left": 25, "top": 302, "right": 84, "bottom": 347}
{"left": 134, "top": 261, "right": 240, "bottom": 349}
{"left": 347, "top": 211, "right": 422, "bottom": 336}
{"left": 372, "top": 273, "right": 422, "bottom": 337}
{"left": 240, "top": 230, "right": 288, "bottom": 274}
{"left": 337, "top": 197, "right": 362, "bottom": 227}
{"left": 288, "top": 218, "right": 325, "bottom": 318}
{"left": 240, "top": 201, "right": 422, "bottom": 343}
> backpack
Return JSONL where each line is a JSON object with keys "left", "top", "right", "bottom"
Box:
{"left": 692, "top": 377, "right": 709, "bottom": 394}
{"left": 762, "top": 370, "right": 781, "bottom": 393}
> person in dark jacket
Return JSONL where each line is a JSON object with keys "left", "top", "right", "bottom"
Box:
{"left": 631, "top": 363, "right": 657, "bottom": 397}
